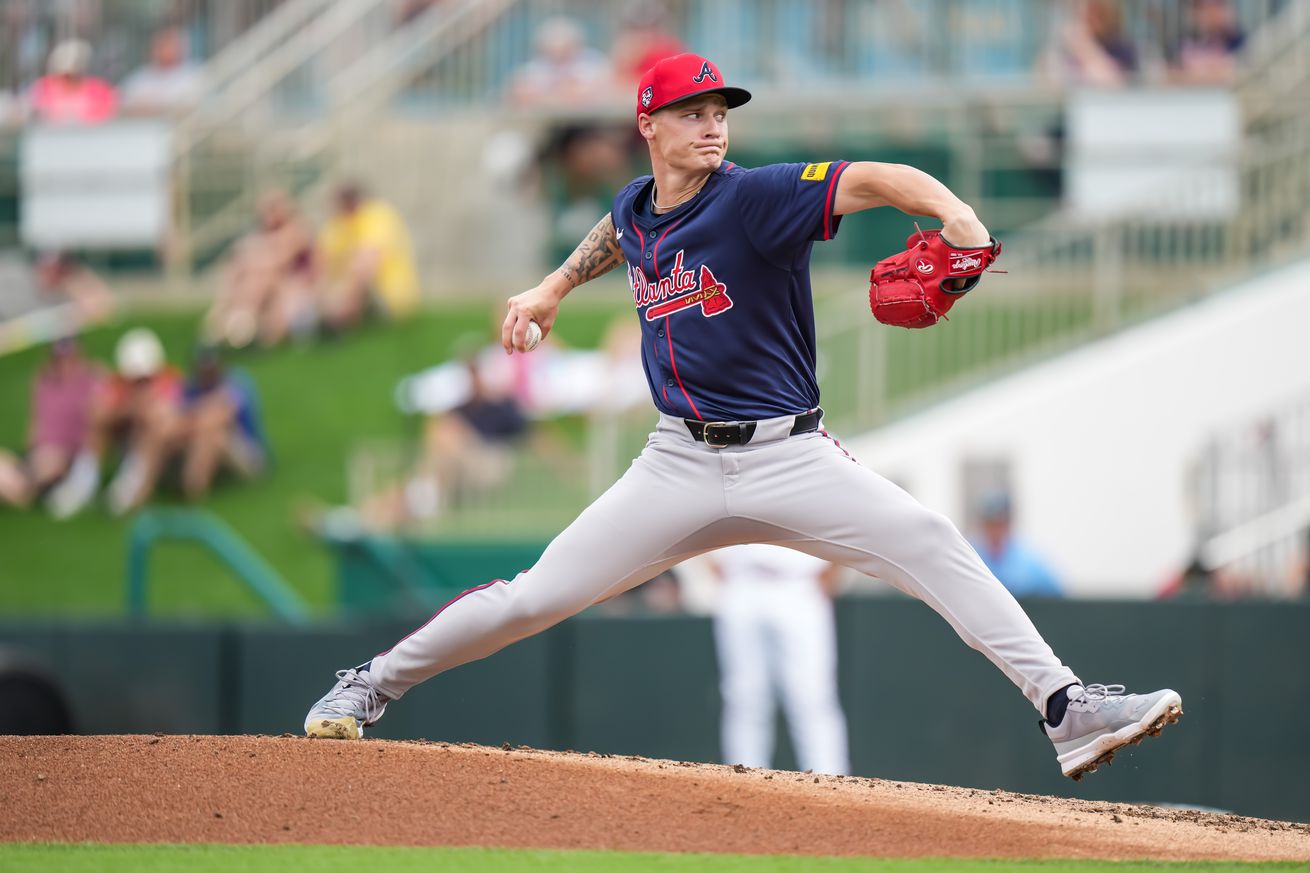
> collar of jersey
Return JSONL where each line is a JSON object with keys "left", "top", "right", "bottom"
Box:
{"left": 636, "top": 165, "right": 730, "bottom": 228}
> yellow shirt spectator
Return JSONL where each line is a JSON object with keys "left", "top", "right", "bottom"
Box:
{"left": 318, "top": 198, "right": 420, "bottom": 317}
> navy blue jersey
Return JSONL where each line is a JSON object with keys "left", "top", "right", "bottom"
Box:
{"left": 613, "top": 159, "right": 850, "bottom": 421}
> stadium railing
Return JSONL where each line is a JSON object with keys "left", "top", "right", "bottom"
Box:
{"left": 1191, "top": 392, "right": 1310, "bottom": 598}
{"left": 164, "top": 0, "right": 1292, "bottom": 279}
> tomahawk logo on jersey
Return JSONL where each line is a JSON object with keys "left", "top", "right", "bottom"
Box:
{"left": 614, "top": 159, "right": 850, "bottom": 421}
{"left": 628, "top": 251, "right": 733, "bottom": 320}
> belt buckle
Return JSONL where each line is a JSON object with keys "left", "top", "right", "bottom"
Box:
{"left": 702, "top": 421, "right": 737, "bottom": 449}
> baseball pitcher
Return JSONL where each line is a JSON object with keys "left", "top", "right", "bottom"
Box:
{"left": 306, "top": 54, "right": 1181, "bottom": 780}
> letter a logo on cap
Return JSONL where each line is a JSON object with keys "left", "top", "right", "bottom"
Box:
{"left": 692, "top": 61, "right": 718, "bottom": 84}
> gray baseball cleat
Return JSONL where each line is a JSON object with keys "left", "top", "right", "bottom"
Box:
{"left": 1044, "top": 683, "right": 1183, "bottom": 780}
{"left": 304, "top": 666, "right": 390, "bottom": 739}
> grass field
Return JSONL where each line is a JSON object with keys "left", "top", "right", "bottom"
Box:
{"left": 0, "top": 301, "right": 625, "bottom": 619}
{"left": 2, "top": 845, "right": 1304, "bottom": 873}
{"left": 0, "top": 284, "right": 1105, "bottom": 620}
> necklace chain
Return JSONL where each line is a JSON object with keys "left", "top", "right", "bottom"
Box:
{"left": 652, "top": 177, "right": 709, "bottom": 211}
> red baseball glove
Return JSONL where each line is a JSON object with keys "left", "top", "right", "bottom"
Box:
{"left": 869, "top": 228, "right": 1002, "bottom": 329}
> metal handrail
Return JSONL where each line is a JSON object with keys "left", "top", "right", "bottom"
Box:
{"left": 807, "top": 6, "right": 1310, "bottom": 432}
{"left": 125, "top": 509, "right": 310, "bottom": 624}
{"left": 1200, "top": 495, "right": 1310, "bottom": 571}
{"left": 178, "top": 0, "right": 386, "bottom": 145}
{"left": 188, "top": 0, "right": 335, "bottom": 102}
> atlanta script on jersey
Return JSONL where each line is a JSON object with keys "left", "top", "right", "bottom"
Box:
{"left": 613, "top": 160, "right": 850, "bottom": 421}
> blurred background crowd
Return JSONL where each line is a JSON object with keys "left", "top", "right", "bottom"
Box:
{"left": 0, "top": 0, "right": 1307, "bottom": 812}
{"left": 0, "top": 0, "right": 1306, "bottom": 616}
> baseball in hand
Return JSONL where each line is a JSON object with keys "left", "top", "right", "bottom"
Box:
{"left": 524, "top": 320, "right": 542, "bottom": 352}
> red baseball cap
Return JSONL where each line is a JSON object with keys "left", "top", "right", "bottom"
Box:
{"left": 636, "top": 53, "right": 751, "bottom": 117}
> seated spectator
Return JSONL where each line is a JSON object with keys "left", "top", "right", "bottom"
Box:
{"left": 33, "top": 251, "right": 116, "bottom": 326}
{"left": 0, "top": 338, "right": 104, "bottom": 508}
{"left": 0, "top": 251, "right": 116, "bottom": 356}
{"left": 204, "top": 189, "right": 316, "bottom": 349}
{"left": 424, "top": 353, "right": 531, "bottom": 504}
{"left": 970, "top": 491, "right": 1064, "bottom": 598}
{"left": 1039, "top": 0, "right": 1138, "bottom": 88}
{"left": 27, "top": 39, "right": 118, "bottom": 124}
{"left": 119, "top": 26, "right": 202, "bottom": 115}
{"left": 316, "top": 183, "right": 419, "bottom": 333}
{"left": 1169, "top": 0, "right": 1244, "bottom": 86}
{"left": 321, "top": 347, "right": 537, "bottom": 533}
{"left": 507, "top": 17, "right": 612, "bottom": 107}
{"left": 178, "top": 348, "right": 267, "bottom": 501}
{"left": 47, "top": 327, "right": 184, "bottom": 518}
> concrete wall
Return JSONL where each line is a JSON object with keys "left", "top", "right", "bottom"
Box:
{"left": 846, "top": 258, "right": 1310, "bottom": 596}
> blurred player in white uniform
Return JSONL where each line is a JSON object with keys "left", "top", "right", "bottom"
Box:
{"left": 710, "top": 543, "right": 849, "bottom": 775}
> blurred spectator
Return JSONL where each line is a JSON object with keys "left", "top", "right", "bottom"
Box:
{"left": 0, "top": 2, "right": 49, "bottom": 95}
{"left": 46, "top": 327, "right": 184, "bottom": 518}
{"left": 970, "top": 491, "right": 1064, "bottom": 598}
{"left": 0, "top": 338, "right": 104, "bottom": 509}
{"left": 178, "top": 348, "right": 267, "bottom": 501}
{"left": 396, "top": 313, "right": 647, "bottom": 421}
{"left": 540, "top": 124, "right": 634, "bottom": 265}
{"left": 319, "top": 351, "right": 531, "bottom": 533}
{"left": 33, "top": 252, "right": 116, "bottom": 326}
{"left": 611, "top": 2, "right": 686, "bottom": 87}
{"left": 421, "top": 353, "right": 531, "bottom": 506}
{"left": 1168, "top": 0, "right": 1244, "bottom": 86}
{"left": 204, "top": 189, "right": 317, "bottom": 349}
{"left": 415, "top": 351, "right": 533, "bottom": 524}
{"left": 1040, "top": 0, "right": 1138, "bottom": 87}
{"left": 119, "top": 26, "right": 202, "bottom": 115}
{"left": 27, "top": 39, "right": 118, "bottom": 124}
{"left": 507, "top": 17, "right": 612, "bottom": 108}
{"left": 710, "top": 544, "right": 850, "bottom": 775}
{"left": 0, "top": 252, "right": 116, "bottom": 355}
{"left": 317, "top": 183, "right": 420, "bottom": 333}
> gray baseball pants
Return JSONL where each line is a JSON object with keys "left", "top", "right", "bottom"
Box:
{"left": 370, "top": 412, "right": 1080, "bottom": 713}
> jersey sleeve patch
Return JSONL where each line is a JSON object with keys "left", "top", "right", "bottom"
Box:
{"left": 800, "top": 162, "right": 832, "bottom": 182}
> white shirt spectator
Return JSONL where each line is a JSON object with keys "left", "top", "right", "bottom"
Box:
{"left": 119, "top": 27, "right": 202, "bottom": 115}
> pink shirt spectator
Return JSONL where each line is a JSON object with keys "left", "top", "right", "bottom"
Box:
{"left": 29, "top": 75, "right": 119, "bottom": 124}
{"left": 32, "top": 361, "right": 101, "bottom": 454}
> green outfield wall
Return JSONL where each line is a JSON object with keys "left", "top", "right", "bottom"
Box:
{"left": 1, "top": 600, "right": 1305, "bottom": 823}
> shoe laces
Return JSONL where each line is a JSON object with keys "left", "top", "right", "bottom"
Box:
{"left": 322, "top": 668, "right": 386, "bottom": 718}
{"left": 1069, "top": 683, "right": 1127, "bottom": 712}
{"left": 1080, "top": 683, "right": 1126, "bottom": 700}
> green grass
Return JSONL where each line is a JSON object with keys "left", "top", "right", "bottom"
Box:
{"left": 0, "top": 302, "right": 624, "bottom": 619}
{"left": 0, "top": 845, "right": 1302, "bottom": 872}
{"left": 0, "top": 281, "right": 1140, "bottom": 619}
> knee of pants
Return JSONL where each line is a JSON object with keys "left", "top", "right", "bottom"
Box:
{"left": 720, "top": 671, "right": 772, "bottom": 709}
{"left": 499, "top": 573, "right": 588, "bottom": 636}
{"left": 885, "top": 507, "right": 968, "bottom": 567}
{"left": 782, "top": 685, "right": 843, "bottom": 717}
{"left": 722, "top": 693, "right": 773, "bottom": 724}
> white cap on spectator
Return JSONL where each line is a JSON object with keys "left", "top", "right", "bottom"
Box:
{"left": 48, "top": 40, "right": 92, "bottom": 76}
{"left": 115, "top": 328, "right": 165, "bottom": 379}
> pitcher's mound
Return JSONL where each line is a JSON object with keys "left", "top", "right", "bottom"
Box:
{"left": 2, "top": 735, "right": 1307, "bottom": 860}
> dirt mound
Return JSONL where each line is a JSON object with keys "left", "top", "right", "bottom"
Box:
{"left": 2, "top": 735, "right": 1307, "bottom": 860}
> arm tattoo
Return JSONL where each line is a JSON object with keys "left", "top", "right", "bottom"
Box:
{"left": 557, "top": 213, "right": 624, "bottom": 288}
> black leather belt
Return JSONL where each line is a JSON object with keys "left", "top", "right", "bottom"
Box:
{"left": 685, "top": 408, "right": 822, "bottom": 448}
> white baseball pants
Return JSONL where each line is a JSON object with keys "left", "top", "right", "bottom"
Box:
{"left": 370, "top": 412, "right": 1080, "bottom": 713}
{"left": 713, "top": 555, "right": 849, "bottom": 774}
